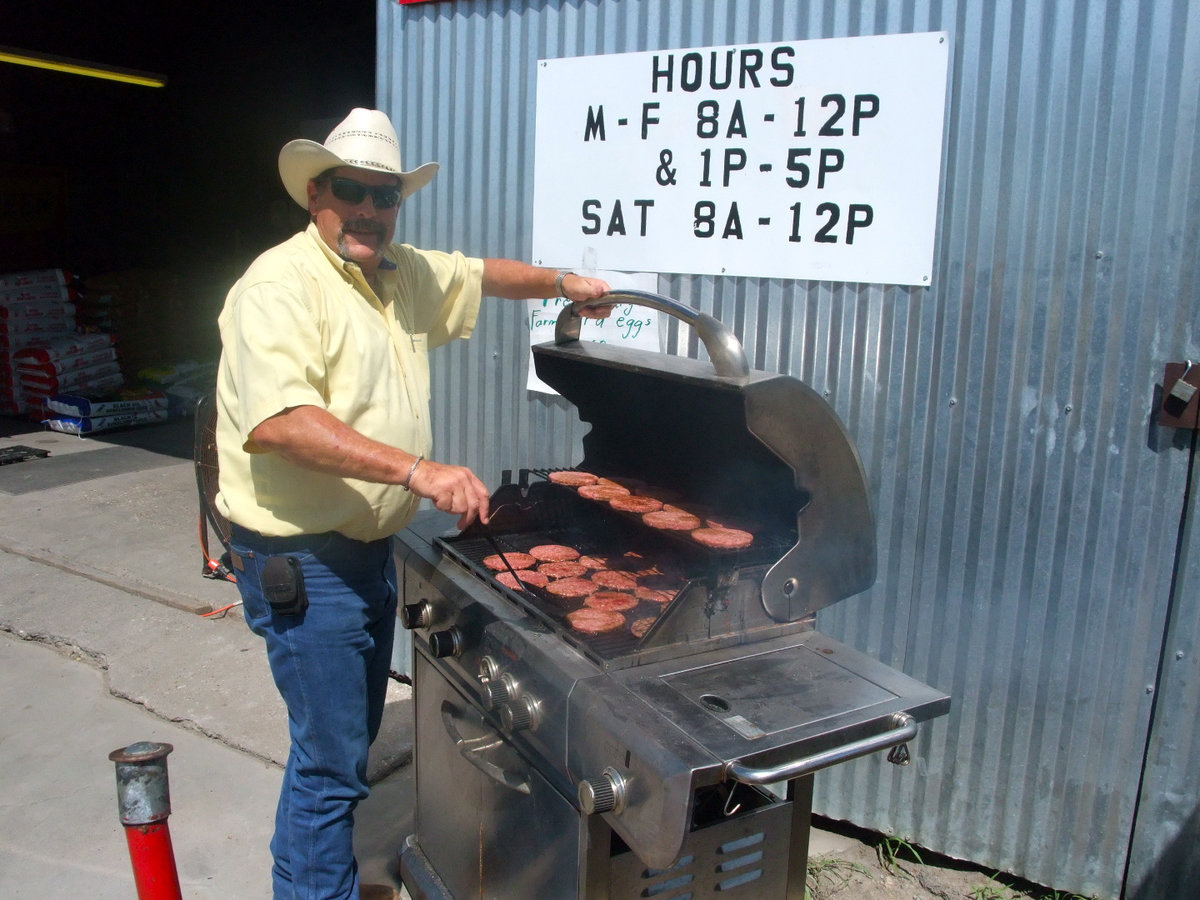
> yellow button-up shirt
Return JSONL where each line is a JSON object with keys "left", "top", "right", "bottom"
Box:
{"left": 215, "top": 222, "right": 484, "bottom": 541}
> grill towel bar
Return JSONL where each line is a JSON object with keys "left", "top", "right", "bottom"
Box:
{"left": 723, "top": 713, "right": 917, "bottom": 785}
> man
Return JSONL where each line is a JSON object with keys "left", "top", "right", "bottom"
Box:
{"left": 214, "top": 107, "right": 610, "bottom": 900}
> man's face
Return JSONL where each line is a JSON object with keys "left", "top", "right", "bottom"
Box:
{"left": 308, "top": 166, "right": 402, "bottom": 273}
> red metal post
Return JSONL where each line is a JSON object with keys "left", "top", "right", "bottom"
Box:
{"left": 109, "top": 742, "right": 183, "bottom": 900}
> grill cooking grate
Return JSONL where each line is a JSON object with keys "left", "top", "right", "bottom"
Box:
{"left": 437, "top": 474, "right": 795, "bottom": 663}
{"left": 438, "top": 529, "right": 682, "bottom": 662}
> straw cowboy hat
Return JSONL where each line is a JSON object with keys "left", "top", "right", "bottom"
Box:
{"left": 277, "top": 107, "right": 439, "bottom": 208}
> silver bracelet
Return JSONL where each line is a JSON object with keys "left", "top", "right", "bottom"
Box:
{"left": 402, "top": 455, "right": 424, "bottom": 491}
{"left": 555, "top": 270, "right": 572, "bottom": 297}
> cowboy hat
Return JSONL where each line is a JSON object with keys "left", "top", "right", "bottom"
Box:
{"left": 277, "top": 108, "right": 439, "bottom": 208}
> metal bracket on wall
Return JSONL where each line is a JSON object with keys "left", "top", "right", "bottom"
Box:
{"left": 1159, "top": 361, "right": 1200, "bottom": 430}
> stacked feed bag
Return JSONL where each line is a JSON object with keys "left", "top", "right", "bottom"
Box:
{"left": 13, "top": 333, "right": 123, "bottom": 417}
{"left": 43, "top": 390, "right": 170, "bottom": 436}
{"left": 0, "top": 268, "right": 78, "bottom": 415}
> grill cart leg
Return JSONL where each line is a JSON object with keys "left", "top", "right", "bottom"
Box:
{"left": 786, "top": 775, "right": 814, "bottom": 899}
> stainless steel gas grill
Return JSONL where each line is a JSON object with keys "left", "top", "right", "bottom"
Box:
{"left": 395, "top": 292, "right": 950, "bottom": 899}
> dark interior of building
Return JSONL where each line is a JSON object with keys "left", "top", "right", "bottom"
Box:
{"left": 1, "top": 1, "right": 375, "bottom": 375}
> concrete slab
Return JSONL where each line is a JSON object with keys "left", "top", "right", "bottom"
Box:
{"left": 0, "top": 634, "right": 412, "bottom": 900}
{"left": 0, "top": 635, "right": 278, "bottom": 900}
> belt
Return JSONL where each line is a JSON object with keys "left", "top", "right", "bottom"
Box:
{"left": 229, "top": 524, "right": 390, "bottom": 553}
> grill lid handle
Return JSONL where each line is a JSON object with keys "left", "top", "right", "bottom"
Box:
{"left": 555, "top": 289, "right": 750, "bottom": 378}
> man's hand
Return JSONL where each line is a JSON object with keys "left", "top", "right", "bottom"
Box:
{"left": 561, "top": 274, "right": 614, "bottom": 319}
{"left": 407, "top": 458, "right": 491, "bottom": 530}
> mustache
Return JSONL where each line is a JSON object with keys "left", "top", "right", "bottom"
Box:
{"left": 340, "top": 219, "right": 387, "bottom": 238}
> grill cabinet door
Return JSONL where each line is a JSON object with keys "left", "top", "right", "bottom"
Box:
{"left": 411, "top": 652, "right": 582, "bottom": 899}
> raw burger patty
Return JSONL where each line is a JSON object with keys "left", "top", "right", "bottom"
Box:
{"left": 484, "top": 551, "right": 536, "bottom": 571}
{"left": 636, "top": 586, "right": 676, "bottom": 604}
{"left": 591, "top": 570, "right": 639, "bottom": 591}
{"left": 598, "top": 476, "right": 645, "bottom": 492}
{"left": 643, "top": 509, "right": 702, "bottom": 531}
{"left": 578, "top": 483, "right": 631, "bottom": 501}
{"left": 691, "top": 527, "right": 755, "bottom": 550}
{"left": 548, "top": 470, "right": 598, "bottom": 486}
{"left": 567, "top": 608, "right": 626, "bottom": 634}
{"left": 538, "top": 560, "right": 587, "bottom": 579}
{"left": 529, "top": 544, "right": 581, "bottom": 562}
{"left": 585, "top": 591, "right": 639, "bottom": 612}
{"left": 495, "top": 570, "right": 549, "bottom": 589}
{"left": 630, "top": 616, "right": 657, "bottom": 638}
{"left": 704, "top": 513, "right": 758, "bottom": 532}
{"left": 609, "top": 495, "right": 664, "bottom": 514}
{"left": 640, "top": 486, "right": 684, "bottom": 504}
{"left": 545, "top": 577, "right": 597, "bottom": 599}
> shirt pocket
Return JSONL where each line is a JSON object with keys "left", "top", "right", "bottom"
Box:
{"left": 408, "top": 333, "right": 432, "bottom": 403}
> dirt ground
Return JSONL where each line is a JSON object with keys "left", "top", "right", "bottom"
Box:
{"left": 806, "top": 818, "right": 1092, "bottom": 900}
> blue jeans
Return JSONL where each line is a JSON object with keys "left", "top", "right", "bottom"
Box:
{"left": 231, "top": 525, "right": 398, "bottom": 900}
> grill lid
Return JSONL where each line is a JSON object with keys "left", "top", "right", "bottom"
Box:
{"left": 535, "top": 291, "right": 876, "bottom": 620}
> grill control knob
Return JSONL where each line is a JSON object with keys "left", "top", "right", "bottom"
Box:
{"left": 481, "top": 674, "right": 516, "bottom": 710}
{"left": 400, "top": 600, "right": 431, "bottom": 630}
{"left": 578, "top": 767, "right": 627, "bottom": 815}
{"left": 499, "top": 695, "right": 540, "bottom": 733}
{"left": 477, "top": 656, "right": 501, "bottom": 682}
{"left": 428, "top": 628, "right": 463, "bottom": 659}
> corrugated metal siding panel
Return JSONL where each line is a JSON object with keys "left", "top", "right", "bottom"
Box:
{"left": 379, "top": 2, "right": 1200, "bottom": 897}
{"left": 812, "top": 4, "right": 1200, "bottom": 898}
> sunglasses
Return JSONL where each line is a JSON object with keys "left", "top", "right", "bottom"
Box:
{"left": 327, "top": 176, "right": 402, "bottom": 209}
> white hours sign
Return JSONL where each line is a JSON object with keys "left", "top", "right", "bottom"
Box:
{"left": 532, "top": 32, "right": 950, "bottom": 286}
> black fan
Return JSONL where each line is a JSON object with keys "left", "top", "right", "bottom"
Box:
{"left": 193, "top": 391, "right": 235, "bottom": 582}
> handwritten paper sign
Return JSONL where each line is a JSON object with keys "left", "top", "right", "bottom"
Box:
{"left": 526, "top": 270, "right": 661, "bottom": 394}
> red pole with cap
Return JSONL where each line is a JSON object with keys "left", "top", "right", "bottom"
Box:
{"left": 109, "top": 741, "right": 183, "bottom": 900}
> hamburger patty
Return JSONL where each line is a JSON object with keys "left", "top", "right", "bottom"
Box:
{"left": 643, "top": 509, "right": 702, "bottom": 531}
{"left": 578, "top": 483, "right": 632, "bottom": 501}
{"left": 630, "top": 616, "right": 658, "bottom": 638}
{"left": 537, "top": 560, "right": 588, "bottom": 579}
{"left": 690, "top": 527, "right": 755, "bottom": 550}
{"left": 548, "top": 470, "right": 598, "bottom": 486}
{"left": 484, "top": 551, "right": 536, "bottom": 571}
{"left": 567, "top": 608, "right": 626, "bottom": 634}
{"left": 495, "top": 570, "right": 549, "bottom": 590}
{"left": 529, "top": 544, "right": 581, "bottom": 562}
{"left": 545, "top": 577, "right": 597, "bottom": 599}
{"left": 585, "top": 591, "right": 639, "bottom": 612}
{"left": 591, "top": 570, "right": 639, "bottom": 591}
{"left": 609, "top": 495, "right": 664, "bottom": 514}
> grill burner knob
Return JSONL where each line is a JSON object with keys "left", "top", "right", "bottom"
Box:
{"left": 500, "top": 695, "right": 540, "bottom": 733}
{"left": 428, "top": 628, "right": 463, "bottom": 659}
{"left": 578, "top": 767, "right": 627, "bottom": 815}
{"left": 481, "top": 674, "right": 516, "bottom": 710}
{"left": 400, "top": 601, "right": 431, "bottom": 630}
{"left": 478, "top": 656, "right": 501, "bottom": 681}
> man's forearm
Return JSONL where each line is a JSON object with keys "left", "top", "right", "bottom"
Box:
{"left": 481, "top": 258, "right": 612, "bottom": 306}
{"left": 250, "top": 404, "right": 415, "bottom": 484}
{"left": 249, "top": 404, "right": 492, "bottom": 527}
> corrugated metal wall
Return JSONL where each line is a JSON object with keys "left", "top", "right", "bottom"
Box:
{"left": 378, "top": 1, "right": 1200, "bottom": 897}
